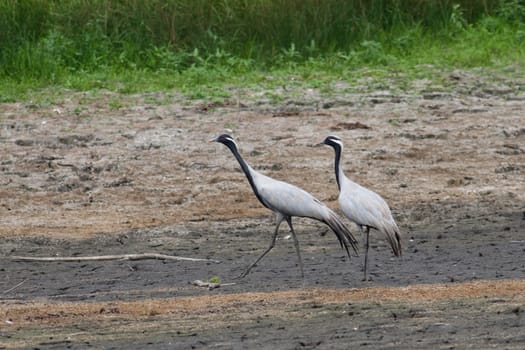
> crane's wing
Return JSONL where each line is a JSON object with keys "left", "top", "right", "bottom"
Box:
{"left": 253, "top": 172, "right": 359, "bottom": 256}
{"left": 339, "top": 180, "right": 401, "bottom": 256}
{"left": 253, "top": 172, "right": 327, "bottom": 219}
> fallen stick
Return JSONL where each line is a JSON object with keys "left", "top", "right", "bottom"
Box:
{"left": 11, "top": 253, "right": 220, "bottom": 263}
{"left": 191, "top": 280, "right": 236, "bottom": 290}
{"left": 2, "top": 279, "right": 27, "bottom": 294}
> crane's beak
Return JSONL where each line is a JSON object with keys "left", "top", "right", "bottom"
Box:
{"left": 208, "top": 136, "right": 218, "bottom": 143}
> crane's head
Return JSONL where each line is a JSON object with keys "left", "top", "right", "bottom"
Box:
{"left": 322, "top": 135, "right": 343, "bottom": 150}
{"left": 210, "top": 133, "right": 238, "bottom": 149}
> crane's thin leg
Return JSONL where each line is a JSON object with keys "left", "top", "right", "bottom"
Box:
{"left": 363, "top": 226, "right": 370, "bottom": 281}
{"left": 236, "top": 214, "right": 284, "bottom": 279}
{"left": 285, "top": 217, "right": 304, "bottom": 279}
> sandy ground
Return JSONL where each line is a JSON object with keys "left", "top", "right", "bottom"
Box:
{"left": 0, "top": 67, "right": 524, "bottom": 349}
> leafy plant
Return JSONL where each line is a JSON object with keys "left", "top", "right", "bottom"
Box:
{"left": 208, "top": 276, "right": 220, "bottom": 284}
{"left": 108, "top": 99, "right": 124, "bottom": 110}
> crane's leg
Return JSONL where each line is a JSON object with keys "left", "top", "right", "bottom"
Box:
{"left": 236, "top": 213, "right": 284, "bottom": 279}
{"left": 285, "top": 217, "right": 304, "bottom": 279}
{"left": 363, "top": 226, "right": 370, "bottom": 281}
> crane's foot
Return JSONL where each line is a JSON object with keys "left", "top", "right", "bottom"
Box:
{"left": 362, "top": 268, "right": 373, "bottom": 282}
{"left": 233, "top": 265, "right": 253, "bottom": 280}
{"left": 232, "top": 272, "right": 248, "bottom": 280}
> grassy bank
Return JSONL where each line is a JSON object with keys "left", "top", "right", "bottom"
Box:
{"left": 0, "top": 0, "right": 524, "bottom": 101}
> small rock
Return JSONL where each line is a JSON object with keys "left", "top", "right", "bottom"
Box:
{"left": 384, "top": 168, "right": 398, "bottom": 176}
{"left": 495, "top": 165, "right": 521, "bottom": 173}
{"left": 15, "top": 139, "right": 34, "bottom": 146}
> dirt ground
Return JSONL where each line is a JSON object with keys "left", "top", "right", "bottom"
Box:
{"left": 1, "top": 67, "right": 524, "bottom": 349}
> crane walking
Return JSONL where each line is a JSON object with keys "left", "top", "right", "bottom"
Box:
{"left": 322, "top": 135, "right": 402, "bottom": 281}
{"left": 211, "top": 133, "right": 359, "bottom": 279}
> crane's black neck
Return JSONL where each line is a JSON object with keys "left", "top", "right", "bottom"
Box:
{"left": 332, "top": 144, "right": 343, "bottom": 191}
{"left": 222, "top": 140, "right": 267, "bottom": 207}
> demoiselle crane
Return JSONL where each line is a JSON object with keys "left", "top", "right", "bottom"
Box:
{"left": 322, "top": 135, "right": 402, "bottom": 281}
{"left": 211, "top": 133, "right": 359, "bottom": 279}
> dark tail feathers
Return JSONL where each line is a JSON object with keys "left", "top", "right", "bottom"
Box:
{"left": 324, "top": 210, "right": 359, "bottom": 258}
{"left": 384, "top": 227, "right": 402, "bottom": 257}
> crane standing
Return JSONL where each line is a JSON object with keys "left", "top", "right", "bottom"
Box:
{"left": 211, "top": 133, "right": 359, "bottom": 279}
{"left": 322, "top": 135, "right": 402, "bottom": 281}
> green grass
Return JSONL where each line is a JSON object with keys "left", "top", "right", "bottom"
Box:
{"left": 0, "top": 0, "right": 524, "bottom": 102}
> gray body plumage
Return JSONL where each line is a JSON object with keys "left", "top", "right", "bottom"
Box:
{"left": 211, "top": 134, "right": 358, "bottom": 279}
{"left": 253, "top": 167, "right": 332, "bottom": 220}
{"left": 323, "top": 135, "right": 401, "bottom": 280}
{"left": 338, "top": 173, "right": 401, "bottom": 255}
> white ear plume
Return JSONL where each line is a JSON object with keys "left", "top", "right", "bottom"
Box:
{"left": 326, "top": 135, "right": 343, "bottom": 149}
{"left": 224, "top": 135, "right": 238, "bottom": 149}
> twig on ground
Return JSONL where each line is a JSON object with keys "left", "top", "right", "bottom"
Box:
{"left": 56, "top": 162, "right": 78, "bottom": 170}
{"left": 191, "top": 279, "right": 236, "bottom": 290}
{"left": 2, "top": 279, "right": 27, "bottom": 294}
{"left": 11, "top": 253, "right": 220, "bottom": 263}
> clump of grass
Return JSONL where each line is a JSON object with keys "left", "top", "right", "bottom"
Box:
{"left": 0, "top": 0, "right": 524, "bottom": 101}
{"left": 208, "top": 276, "right": 220, "bottom": 284}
